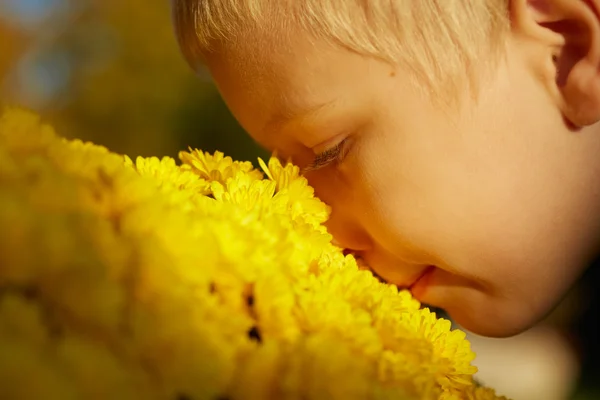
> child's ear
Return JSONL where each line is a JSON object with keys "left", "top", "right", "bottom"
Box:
{"left": 511, "top": 0, "right": 600, "bottom": 127}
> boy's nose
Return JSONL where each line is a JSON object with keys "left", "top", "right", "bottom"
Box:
{"left": 302, "top": 170, "right": 370, "bottom": 251}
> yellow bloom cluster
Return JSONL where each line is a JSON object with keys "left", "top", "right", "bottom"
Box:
{"left": 0, "top": 108, "right": 509, "bottom": 400}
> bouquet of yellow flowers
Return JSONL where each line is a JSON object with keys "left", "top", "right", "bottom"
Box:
{"left": 0, "top": 108, "right": 508, "bottom": 400}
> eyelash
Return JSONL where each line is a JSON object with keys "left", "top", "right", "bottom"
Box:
{"left": 303, "top": 138, "right": 350, "bottom": 172}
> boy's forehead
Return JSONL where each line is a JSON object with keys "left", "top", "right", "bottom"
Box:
{"left": 205, "top": 31, "right": 402, "bottom": 148}
{"left": 207, "top": 40, "right": 349, "bottom": 118}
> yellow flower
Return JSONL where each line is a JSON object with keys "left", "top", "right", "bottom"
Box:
{"left": 211, "top": 171, "right": 277, "bottom": 215}
{"left": 259, "top": 156, "right": 331, "bottom": 229}
{"left": 441, "top": 386, "right": 510, "bottom": 400}
{"left": 0, "top": 108, "right": 510, "bottom": 400}
{"left": 257, "top": 155, "right": 300, "bottom": 190}
{"left": 126, "top": 155, "right": 211, "bottom": 196}
{"left": 0, "top": 107, "right": 57, "bottom": 153}
{"left": 179, "top": 148, "right": 262, "bottom": 184}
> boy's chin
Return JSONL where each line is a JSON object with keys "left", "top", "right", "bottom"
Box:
{"left": 415, "top": 276, "right": 549, "bottom": 337}
{"left": 446, "top": 293, "right": 558, "bottom": 338}
{"left": 450, "top": 305, "right": 539, "bottom": 338}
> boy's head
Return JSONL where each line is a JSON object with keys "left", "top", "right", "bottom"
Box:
{"left": 172, "top": 0, "right": 600, "bottom": 337}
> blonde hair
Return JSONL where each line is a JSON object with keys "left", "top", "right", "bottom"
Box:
{"left": 171, "top": 0, "right": 510, "bottom": 98}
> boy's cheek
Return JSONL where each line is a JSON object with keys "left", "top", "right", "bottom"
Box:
{"left": 404, "top": 214, "right": 572, "bottom": 334}
{"left": 430, "top": 245, "right": 586, "bottom": 337}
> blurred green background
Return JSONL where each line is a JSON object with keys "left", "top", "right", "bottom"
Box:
{"left": 1, "top": 1, "right": 599, "bottom": 399}
{"left": 0, "top": 0, "right": 267, "bottom": 162}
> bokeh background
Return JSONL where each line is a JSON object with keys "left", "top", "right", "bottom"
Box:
{"left": 0, "top": 0, "right": 267, "bottom": 162}
{"left": 0, "top": 1, "right": 598, "bottom": 399}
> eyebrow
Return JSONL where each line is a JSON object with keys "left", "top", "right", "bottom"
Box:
{"left": 264, "top": 99, "right": 338, "bottom": 132}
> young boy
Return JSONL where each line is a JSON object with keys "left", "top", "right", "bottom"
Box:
{"left": 170, "top": 0, "right": 600, "bottom": 338}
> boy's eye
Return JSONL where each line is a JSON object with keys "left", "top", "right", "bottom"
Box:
{"left": 302, "top": 138, "right": 350, "bottom": 173}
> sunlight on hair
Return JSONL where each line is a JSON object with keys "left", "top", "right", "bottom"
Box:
{"left": 171, "top": 0, "right": 510, "bottom": 100}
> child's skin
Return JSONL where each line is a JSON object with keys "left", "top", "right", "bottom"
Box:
{"left": 196, "top": 0, "right": 600, "bottom": 337}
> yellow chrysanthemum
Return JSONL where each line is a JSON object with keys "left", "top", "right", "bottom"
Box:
{"left": 126, "top": 155, "right": 211, "bottom": 195}
{"left": 259, "top": 156, "right": 331, "bottom": 230}
{"left": 0, "top": 108, "right": 510, "bottom": 400}
{"left": 179, "top": 148, "right": 262, "bottom": 184}
{"left": 441, "top": 386, "right": 510, "bottom": 400}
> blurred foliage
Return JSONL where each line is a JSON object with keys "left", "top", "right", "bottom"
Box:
{"left": 0, "top": 19, "right": 28, "bottom": 81}
{"left": 0, "top": 0, "right": 267, "bottom": 161}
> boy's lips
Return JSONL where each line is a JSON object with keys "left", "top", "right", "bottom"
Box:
{"left": 409, "top": 266, "right": 436, "bottom": 297}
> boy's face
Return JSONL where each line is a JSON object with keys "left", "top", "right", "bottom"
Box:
{"left": 203, "top": 28, "right": 600, "bottom": 337}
